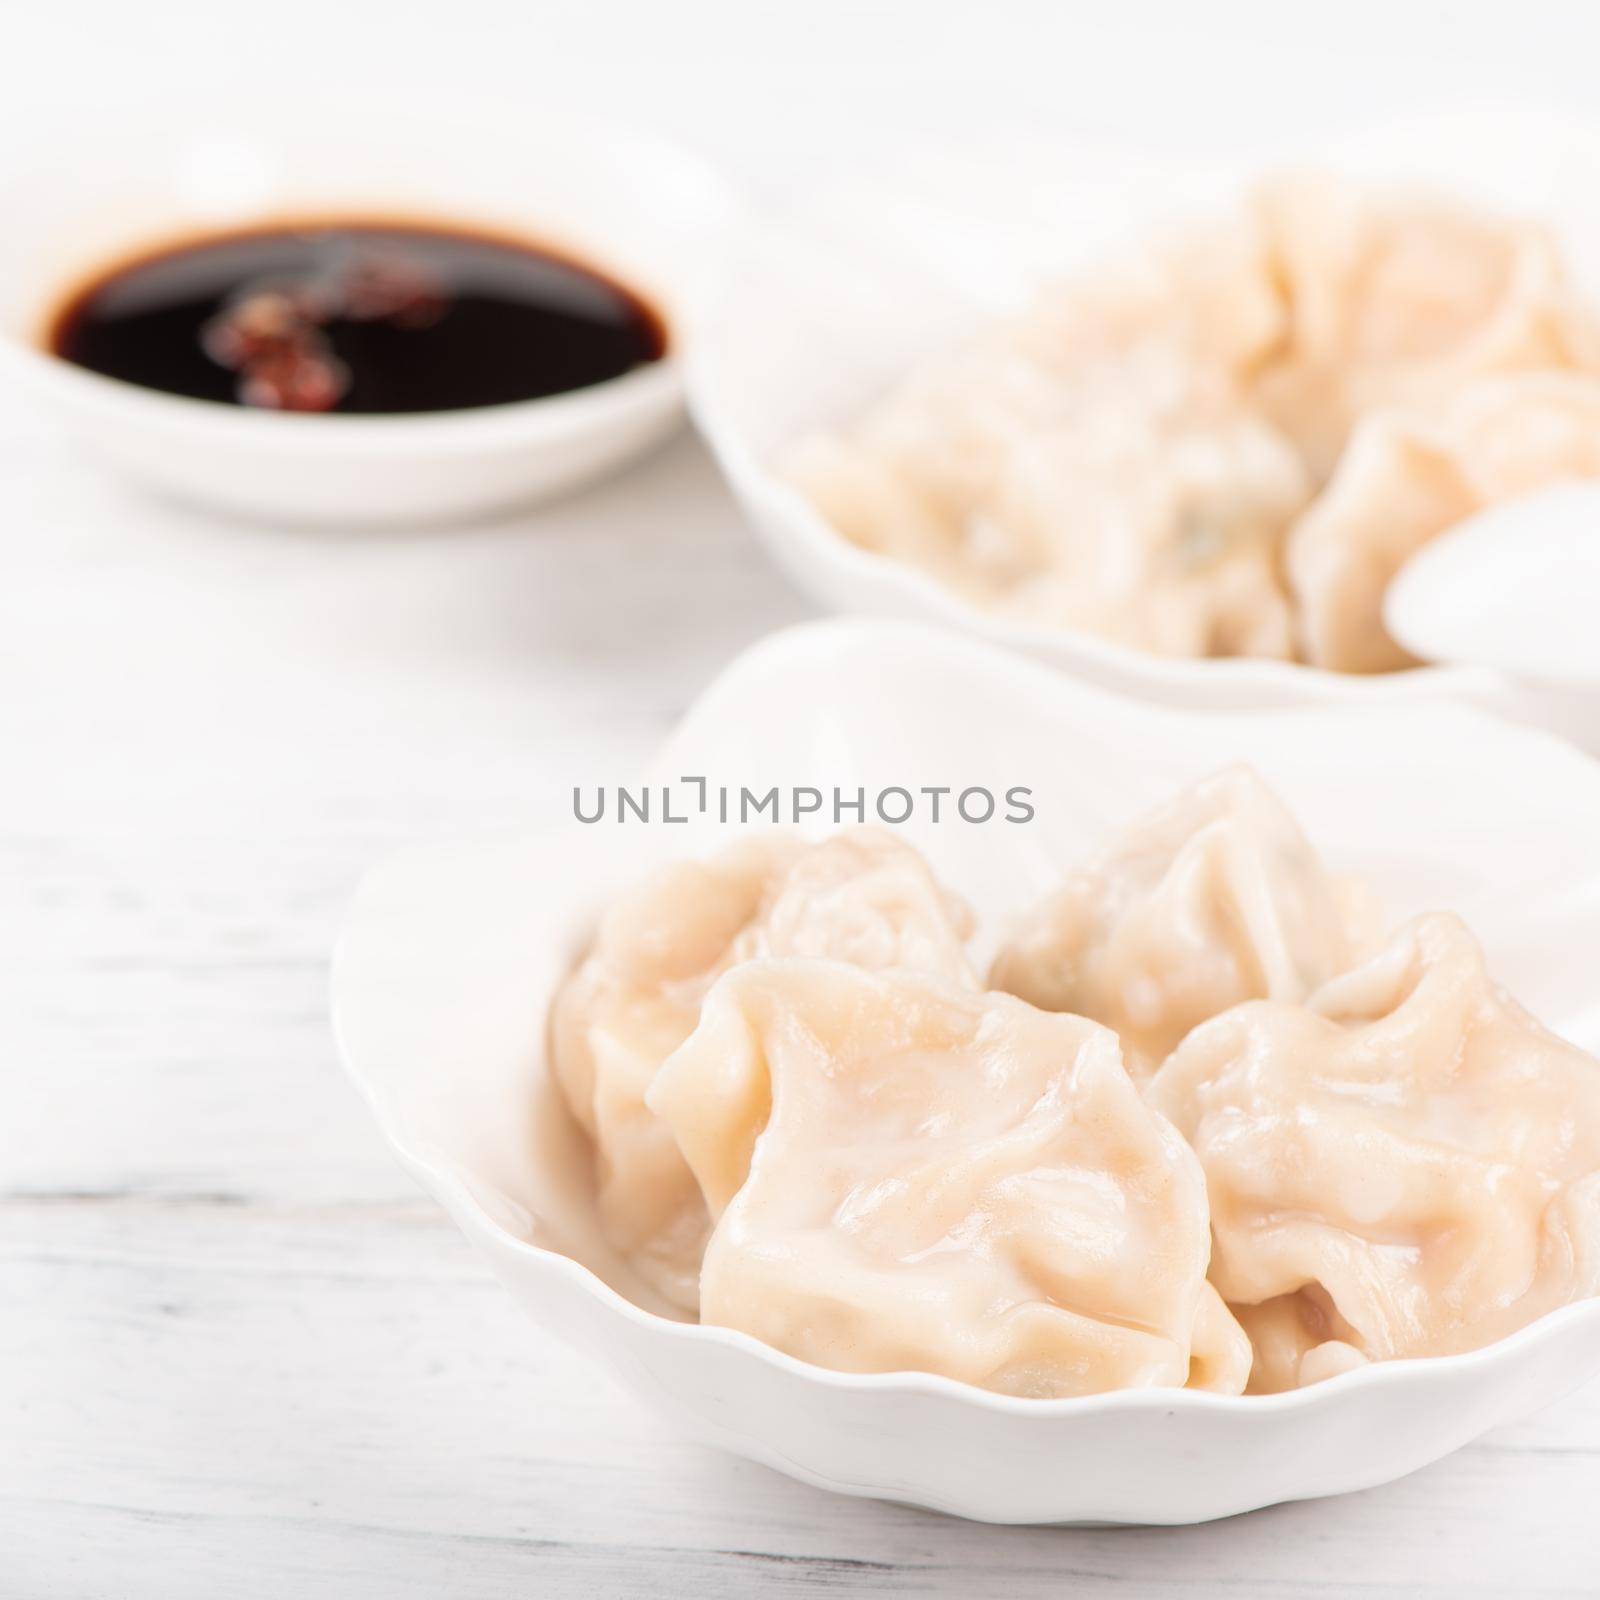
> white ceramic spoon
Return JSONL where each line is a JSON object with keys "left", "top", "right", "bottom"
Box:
{"left": 1385, "top": 483, "right": 1600, "bottom": 687}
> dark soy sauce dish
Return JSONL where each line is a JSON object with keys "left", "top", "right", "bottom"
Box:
{"left": 46, "top": 221, "right": 668, "bottom": 415}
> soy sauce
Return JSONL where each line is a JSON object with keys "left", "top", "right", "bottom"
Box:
{"left": 47, "top": 221, "right": 667, "bottom": 414}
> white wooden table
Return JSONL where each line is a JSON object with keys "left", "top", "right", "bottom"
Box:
{"left": 8, "top": 5, "right": 1600, "bottom": 1592}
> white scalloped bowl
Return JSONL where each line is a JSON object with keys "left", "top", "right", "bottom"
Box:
{"left": 333, "top": 619, "right": 1600, "bottom": 1524}
{"left": 687, "top": 110, "right": 1600, "bottom": 734}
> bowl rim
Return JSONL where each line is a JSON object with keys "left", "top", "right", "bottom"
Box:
{"left": 331, "top": 614, "right": 1600, "bottom": 1421}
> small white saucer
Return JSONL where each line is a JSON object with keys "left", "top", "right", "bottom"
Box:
{"left": 0, "top": 96, "right": 735, "bottom": 526}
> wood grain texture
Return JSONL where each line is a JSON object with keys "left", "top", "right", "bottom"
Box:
{"left": 6, "top": 1200, "right": 1600, "bottom": 1598}
{"left": 8, "top": 12, "right": 1600, "bottom": 1586}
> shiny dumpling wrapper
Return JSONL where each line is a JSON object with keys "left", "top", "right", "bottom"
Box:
{"left": 647, "top": 959, "right": 1250, "bottom": 1398}
{"left": 1148, "top": 912, "right": 1600, "bottom": 1392}
{"left": 990, "top": 766, "right": 1378, "bottom": 1079}
{"left": 549, "top": 830, "right": 975, "bottom": 1311}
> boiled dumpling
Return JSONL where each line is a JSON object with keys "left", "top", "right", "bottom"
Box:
{"left": 728, "top": 827, "right": 976, "bottom": 980}
{"left": 647, "top": 959, "right": 1251, "bottom": 1397}
{"left": 1441, "top": 370, "right": 1600, "bottom": 495}
{"left": 549, "top": 835, "right": 788, "bottom": 1311}
{"left": 788, "top": 369, "right": 1307, "bottom": 662}
{"left": 1285, "top": 412, "right": 1478, "bottom": 672}
{"left": 1288, "top": 371, "right": 1600, "bottom": 671}
{"left": 549, "top": 830, "right": 975, "bottom": 1310}
{"left": 1228, "top": 1293, "right": 1372, "bottom": 1393}
{"left": 990, "top": 767, "right": 1376, "bottom": 1078}
{"left": 987, "top": 403, "right": 1306, "bottom": 660}
{"left": 1253, "top": 174, "right": 1600, "bottom": 482}
{"left": 1149, "top": 912, "right": 1600, "bottom": 1391}
{"left": 785, "top": 208, "right": 1311, "bottom": 662}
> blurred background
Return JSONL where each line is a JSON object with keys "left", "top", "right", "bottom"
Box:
{"left": 6, "top": 3, "right": 1600, "bottom": 1596}
{"left": 8, "top": 0, "right": 1598, "bottom": 184}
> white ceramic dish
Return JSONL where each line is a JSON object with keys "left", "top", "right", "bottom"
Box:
{"left": 687, "top": 109, "right": 1600, "bottom": 727}
{"left": 0, "top": 97, "right": 734, "bottom": 525}
{"left": 335, "top": 618, "right": 1600, "bottom": 1525}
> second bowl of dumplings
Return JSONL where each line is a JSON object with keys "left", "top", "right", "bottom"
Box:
{"left": 689, "top": 110, "right": 1600, "bottom": 735}
{"left": 334, "top": 619, "right": 1600, "bottom": 1524}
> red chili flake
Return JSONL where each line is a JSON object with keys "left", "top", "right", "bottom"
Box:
{"left": 198, "top": 244, "right": 451, "bottom": 407}
{"left": 201, "top": 290, "right": 309, "bottom": 369}
{"left": 237, "top": 344, "right": 351, "bottom": 412}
